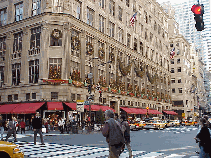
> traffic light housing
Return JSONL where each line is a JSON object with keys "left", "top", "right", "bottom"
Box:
{"left": 191, "top": 4, "right": 204, "bottom": 31}
{"left": 146, "top": 107, "right": 149, "bottom": 115}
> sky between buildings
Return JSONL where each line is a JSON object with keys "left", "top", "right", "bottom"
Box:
{"left": 156, "top": 0, "right": 197, "bottom": 5}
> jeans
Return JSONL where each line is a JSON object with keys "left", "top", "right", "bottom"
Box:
{"left": 200, "top": 145, "right": 210, "bottom": 158}
{"left": 126, "top": 142, "right": 132, "bottom": 158}
{"left": 0, "top": 126, "right": 4, "bottom": 140}
{"left": 34, "top": 129, "right": 44, "bottom": 144}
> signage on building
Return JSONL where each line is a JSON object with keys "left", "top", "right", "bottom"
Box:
{"left": 77, "top": 100, "right": 84, "bottom": 112}
{"left": 182, "top": 113, "right": 185, "bottom": 117}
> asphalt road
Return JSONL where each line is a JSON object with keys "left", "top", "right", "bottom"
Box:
{"left": 13, "top": 126, "right": 200, "bottom": 157}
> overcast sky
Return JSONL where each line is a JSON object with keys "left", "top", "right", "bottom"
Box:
{"left": 156, "top": 0, "right": 188, "bottom": 5}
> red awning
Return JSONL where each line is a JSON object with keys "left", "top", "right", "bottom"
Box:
{"left": 0, "top": 104, "right": 20, "bottom": 114}
{"left": 148, "top": 109, "right": 162, "bottom": 115}
{"left": 64, "top": 102, "right": 77, "bottom": 110}
{"left": 163, "top": 110, "right": 178, "bottom": 115}
{"left": 47, "top": 102, "right": 63, "bottom": 110}
{"left": 120, "top": 107, "right": 141, "bottom": 114}
{"left": 100, "top": 106, "right": 115, "bottom": 112}
{"left": 120, "top": 107, "right": 134, "bottom": 114}
{"left": 136, "top": 108, "right": 146, "bottom": 114}
{"left": 11, "top": 102, "right": 45, "bottom": 114}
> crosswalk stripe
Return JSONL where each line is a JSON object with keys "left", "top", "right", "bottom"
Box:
{"left": 136, "top": 152, "right": 164, "bottom": 158}
{"left": 164, "top": 154, "right": 186, "bottom": 158}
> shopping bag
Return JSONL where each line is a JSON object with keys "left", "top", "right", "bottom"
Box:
{"left": 42, "top": 128, "right": 46, "bottom": 133}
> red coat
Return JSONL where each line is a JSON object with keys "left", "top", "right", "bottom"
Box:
{"left": 20, "top": 122, "right": 26, "bottom": 128}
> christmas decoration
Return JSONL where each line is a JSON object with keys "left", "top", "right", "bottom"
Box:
{"left": 86, "top": 42, "right": 94, "bottom": 55}
{"left": 49, "top": 65, "right": 61, "bottom": 79}
{"left": 72, "top": 81, "right": 83, "bottom": 87}
{"left": 71, "top": 36, "right": 81, "bottom": 50}
{"left": 109, "top": 52, "right": 115, "bottom": 62}
{"left": 134, "top": 62, "right": 145, "bottom": 78}
{"left": 43, "top": 79, "right": 68, "bottom": 85}
{"left": 146, "top": 70, "right": 158, "bottom": 84}
{"left": 118, "top": 57, "right": 132, "bottom": 76}
{"left": 71, "top": 69, "right": 81, "bottom": 81}
{"left": 51, "top": 29, "right": 62, "bottom": 39}
{"left": 98, "top": 48, "right": 105, "bottom": 60}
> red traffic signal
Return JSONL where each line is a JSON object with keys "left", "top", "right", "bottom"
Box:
{"left": 146, "top": 107, "right": 149, "bottom": 110}
{"left": 191, "top": 5, "right": 203, "bottom": 14}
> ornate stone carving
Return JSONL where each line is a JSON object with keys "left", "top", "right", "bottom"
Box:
{"left": 64, "top": 0, "right": 71, "bottom": 11}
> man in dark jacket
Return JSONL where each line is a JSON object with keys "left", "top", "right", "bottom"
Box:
{"left": 0, "top": 115, "right": 5, "bottom": 141}
{"left": 121, "top": 115, "right": 132, "bottom": 158}
{"left": 32, "top": 112, "right": 45, "bottom": 145}
{"left": 5, "top": 117, "right": 17, "bottom": 142}
{"left": 101, "top": 110, "right": 125, "bottom": 158}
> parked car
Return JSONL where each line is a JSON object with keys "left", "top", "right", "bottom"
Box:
{"left": 172, "top": 120, "right": 181, "bottom": 127}
{"left": 129, "top": 121, "right": 140, "bottom": 131}
{"left": 0, "top": 141, "right": 24, "bottom": 158}
{"left": 163, "top": 120, "right": 174, "bottom": 127}
{"left": 144, "top": 120, "right": 166, "bottom": 130}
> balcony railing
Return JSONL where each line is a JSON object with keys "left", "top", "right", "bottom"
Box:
{"left": 12, "top": 52, "right": 21, "bottom": 59}
{"left": 28, "top": 47, "right": 40, "bottom": 56}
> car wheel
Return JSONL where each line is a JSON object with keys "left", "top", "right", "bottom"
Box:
{"left": 0, "top": 152, "right": 10, "bottom": 158}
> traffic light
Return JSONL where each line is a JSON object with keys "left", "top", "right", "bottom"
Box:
{"left": 191, "top": 4, "right": 204, "bottom": 31}
{"left": 146, "top": 107, "right": 149, "bottom": 115}
{"left": 99, "top": 90, "right": 102, "bottom": 98}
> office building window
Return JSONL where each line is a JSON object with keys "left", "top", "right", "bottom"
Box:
{"left": 126, "top": 0, "right": 129, "bottom": 7}
{"left": 29, "top": 59, "right": 39, "bottom": 83}
{"left": 76, "top": 0, "right": 81, "bottom": 19}
{"left": 118, "top": 27, "right": 123, "bottom": 43}
{"left": 14, "top": 94, "right": 18, "bottom": 100}
{"left": 26, "top": 93, "right": 30, "bottom": 100}
{"left": 99, "top": 0, "right": 105, "bottom": 9}
{"left": 50, "top": 29, "right": 62, "bottom": 46}
{"left": 49, "top": 58, "right": 62, "bottom": 79}
{"left": 12, "top": 63, "right": 21, "bottom": 86}
{"left": 99, "top": 15, "right": 105, "bottom": 33}
{"left": 51, "top": 92, "right": 58, "bottom": 100}
{"left": 87, "top": 7, "right": 94, "bottom": 26}
{"left": 13, "top": 32, "right": 23, "bottom": 59}
{"left": 108, "top": 21, "right": 115, "bottom": 37}
{"left": 15, "top": 2, "right": 23, "bottom": 22}
{"left": 0, "top": 66, "right": 4, "bottom": 87}
{"left": 118, "top": 6, "right": 122, "bottom": 21}
{"left": 178, "top": 67, "right": 181, "bottom": 72}
{"left": 32, "top": 93, "right": 36, "bottom": 99}
{"left": 109, "top": 0, "right": 115, "bottom": 16}
{"left": 0, "top": 8, "right": 7, "bottom": 26}
{"left": 171, "top": 59, "right": 174, "bottom": 64}
{"left": 177, "top": 58, "right": 180, "bottom": 64}
{"left": 172, "top": 88, "right": 175, "bottom": 93}
{"left": 178, "top": 78, "right": 181, "bottom": 83}
{"left": 171, "top": 68, "right": 174, "bottom": 73}
{"left": 8, "top": 95, "right": 12, "bottom": 101}
{"left": 32, "top": 0, "right": 41, "bottom": 16}
{"left": 30, "top": 27, "right": 41, "bottom": 49}
{"left": 0, "top": 37, "right": 6, "bottom": 58}
{"left": 178, "top": 88, "right": 182, "bottom": 93}
{"left": 171, "top": 78, "right": 175, "bottom": 83}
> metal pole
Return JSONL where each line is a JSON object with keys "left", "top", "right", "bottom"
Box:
{"left": 89, "top": 78, "right": 92, "bottom": 132}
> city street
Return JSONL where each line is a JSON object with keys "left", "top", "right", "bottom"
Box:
{"left": 3, "top": 126, "right": 200, "bottom": 157}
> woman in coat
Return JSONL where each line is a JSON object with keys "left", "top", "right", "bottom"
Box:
{"left": 195, "top": 118, "right": 211, "bottom": 158}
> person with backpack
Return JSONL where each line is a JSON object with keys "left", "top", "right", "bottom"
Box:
{"left": 101, "top": 110, "right": 125, "bottom": 158}
{"left": 194, "top": 118, "right": 211, "bottom": 158}
{"left": 120, "top": 115, "right": 132, "bottom": 158}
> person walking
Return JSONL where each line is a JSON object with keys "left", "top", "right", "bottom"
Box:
{"left": 44, "top": 119, "right": 49, "bottom": 133}
{"left": 0, "top": 115, "right": 5, "bottom": 141}
{"left": 20, "top": 119, "right": 26, "bottom": 134}
{"left": 114, "top": 113, "right": 121, "bottom": 123}
{"left": 81, "top": 119, "right": 86, "bottom": 133}
{"left": 194, "top": 118, "right": 211, "bottom": 158}
{"left": 101, "top": 110, "right": 125, "bottom": 158}
{"left": 52, "top": 120, "right": 55, "bottom": 131}
{"left": 5, "top": 117, "right": 17, "bottom": 142}
{"left": 32, "top": 112, "right": 45, "bottom": 145}
{"left": 58, "top": 117, "right": 65, "bottom": 134}
{"left": 121, "top": 115, "right": 132, "bottom": 158}
{"left": 25, "top": 119, "right": 29, "bottom": 131}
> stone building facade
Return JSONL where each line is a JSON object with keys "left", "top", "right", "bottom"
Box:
{"left": 0, "top": 0, "right": 173, "bottom": 116}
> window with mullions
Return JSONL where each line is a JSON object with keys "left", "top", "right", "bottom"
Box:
{"left": 13, "top": 32, "right": 23, "bottom": 59}
{"left": 29, "top": 59, "right": 39, "bottom": 83}
{"left": 30, "top": 27, "right": 41, "bottom": 49}
{"left": 99, "top": 0, "right": 105, "bottom": 9}
{"left": 12, "top": 63, "right": 21, "bottom": 86}
{"left": 118, "top": 27, "right": 123, "bottom": 43}
{"left": 32, "top": 0, "right": 41, "bottom": 16}
{"left": 126, "top": 0, "right": 129, "bottom": 7}
{"left": 108, "top": 21, "right": 115, "bottom": 37}
{"left": 99, "top": 15, "right": 105, "bottom": 33}
{"left": 118, "top": 6, "right": 122, "bottom": 21}
{"left": 0, "top": 8, "right": 7, "bottom": 26}
{"left": 87, "top": 7, "right": 94, "bottom": 26}
{"left": 15, "top": 2, "right": 23, "bottom": 22}
{"left": 49, "top": 58, "right": 62, "bottom": 79}
{"left": 76, "top": 0, "right": 81, "bottom": 20}
{"left": 0, "top": 37, "right": 6, "bottom": 58}
{"left": 109, "top": 0, "right": 115, "bottom": 16}
{"left": 0, "top": 66, "right": 4, "bottom": 87}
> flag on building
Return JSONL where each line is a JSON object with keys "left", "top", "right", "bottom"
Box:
{"left": 130, "top": 12, "right": 137, "bottom": 26}
{"left": 170, "top": 47, "right": 175, "bottom": 59}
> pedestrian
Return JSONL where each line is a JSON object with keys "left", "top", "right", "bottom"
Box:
{"left": 5, "top": 117, "right": 17, "bottom": 142}
{"left": 81, "top": 119, "right": 86, "bottom": 133}
{"left": 66, "top": 119, "right": 70, "bottom": 134}
{"left": 58, "top": 117, "right": 65, "bottom": 134}
{"left": 5, "top": 119, "right": 9, "bottom": 131}
{"left": 114, "top": 113, "right": 121, "bottom": 123}
{"left": 52, "top": 120, "right": 55, "bottom": 131}
{"left": 203, "top": 115, "right": 211, "bottom": 129}
{"left": 15, "top": 119, "right": 18, "bottom": 134}
{"left": 32, "top": 112, "right": 45, "bottom": 145}
{"left": 194, "top": 118, "right": 211, "bottom": 158}
{"left": 120, "top": 115, "right": 132, "bottom": 158}
{"left": 20, "top": 119, "right": 26, "bottom": 134}
{"left": 0, "top": 115, "right": 5, "bottom": 141}
{"left": 25, "top": 119, "right": 29, "bottom": 131}
{"left": 101, "top": 110, "right": 125, "bottom": 158}
{"left": 44, "top": 119, "right": 49, "bottom": 133}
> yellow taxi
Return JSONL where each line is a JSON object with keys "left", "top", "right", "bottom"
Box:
{"left": 0, "top": 141, "right": 24, "bottom": 158}
{"left": 162, "top": 120, "right": 174, "bottom": 127}
{"left": 129, "top": 121, "right": 140, "bottom": 131}
{"left": 144, "top": 120, "right": 166, "bottom": 130}
{"left": 137, "top": 121, "right": 145, "bottom": 129}
{"left": 172, "top": 120, "right": 181, "bottom": 127}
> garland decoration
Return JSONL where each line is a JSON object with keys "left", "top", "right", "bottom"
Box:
{"left": 134, "top": 61, "right": 145, "bottom": 78}
{"left": 71, "top": 36, "right": 81, "bottom": 51}
{"left": 109, "top": 52, "right": 115, "bottom": 62}
{"left": 71, "top": 69, "right": 81, "bottom": 81}
{"left": 146, "top": 69, "right": 158, "bottom": 84}
{"left": 98, "top": 48, "right": 105, "bottom": 60}
{"left": 51, "top": 29, "right": 62, "bottom": 39}
{"left": 118, "top": 57, "right": 132, "bottom": 76}
{"left": 49, "top": 65, "right": 61, "bottom": 79}
{"left": 86, "top": 42, "right": 94, "bottom": 55}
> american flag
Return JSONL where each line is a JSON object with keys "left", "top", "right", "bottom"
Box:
{"left": 170, "top": 47, "right": 175, "bottom": 59}
{"left": 130, "top": 12, "right": 137, "bottom": 26}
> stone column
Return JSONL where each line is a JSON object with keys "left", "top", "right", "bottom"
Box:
{"left": 81, "top": 30, "right": 86, "bottom": 82}
{"left": 20, "top": 27, "right": 30, "bottom": 85}
{"left": 114, "top": 47, "right": 118, "bottom": 82}
{"left": 63, "top": 22, "right": 71, "bottom": 80}
{"left": 105, "top": 44, "right": 109, "bottom": 87}
{"left": 93, "top": 37, "right": 98, "bottom": 85}
{"left": 39, "top": 23, "right": 49, "bottom": 83}
{"left": 4, "top": 32, "right": 13, "bottom": 87}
